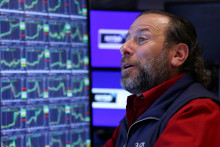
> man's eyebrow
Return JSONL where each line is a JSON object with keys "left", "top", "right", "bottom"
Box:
{"left": 136, "top": 28, "right": 151, "bottom": 34}
{"left": 125, "top": 27, "right": 152, "bottom": 40}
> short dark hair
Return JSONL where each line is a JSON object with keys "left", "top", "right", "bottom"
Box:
{"left": 138, "top": 10, "right": 210, "bottom": 87}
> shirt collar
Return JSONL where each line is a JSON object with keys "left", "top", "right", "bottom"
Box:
{"left": 126, "top": 73, "right": 184, "bottom": 127}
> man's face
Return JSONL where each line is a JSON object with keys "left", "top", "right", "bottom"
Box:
{"left": 120, "top": 14, "right": 172, "bottom": 95}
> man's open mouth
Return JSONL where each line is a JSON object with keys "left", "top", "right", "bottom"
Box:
{"left": 122, "top": 63, "right": 135, "bottom": 70}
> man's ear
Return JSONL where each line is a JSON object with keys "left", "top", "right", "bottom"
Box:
{"left": 170, "top": 43, "right": 189, "bottom": 67}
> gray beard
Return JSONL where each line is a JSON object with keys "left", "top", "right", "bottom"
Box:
{"left": 120, "top": 49, "right": 170, "bottom": 95}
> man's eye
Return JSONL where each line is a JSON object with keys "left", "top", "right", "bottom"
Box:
{"left": 137, "top": 37, "right": 147, "bottom": 42}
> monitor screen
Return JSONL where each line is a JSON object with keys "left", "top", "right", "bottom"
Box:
{"left": 0, "top": 0, "right": 91, "bottom": 146}
{"left": 165, "top": 2, "right": 220, "bottom": 63}
{"left": 90, "top": 10, "right": 141, "bottom": 68}
{"left": 92, "top": 70, "right": 130, "bottom": 127}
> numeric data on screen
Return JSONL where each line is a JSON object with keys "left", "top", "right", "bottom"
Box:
{"left": 0, "top": 0, "right": 91, "bottom": 146}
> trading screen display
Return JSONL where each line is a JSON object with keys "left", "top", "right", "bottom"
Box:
{"left": 0, "top": 0, "right": 91, "bottom": 147}
{"left": 90, "top": 10, "right": 141, "bottom": 68}
{"left": 92, "top": 70, "right": 130, "bottom": 127}
{"left": 90, "top": 10, "right": 140, "bottom": 127}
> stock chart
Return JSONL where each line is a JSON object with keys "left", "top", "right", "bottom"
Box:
{"left": 0, "top": 0, "right": 91, "bottom": 146}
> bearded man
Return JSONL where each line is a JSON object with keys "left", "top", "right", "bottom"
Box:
{"left": 104, "top": 10, "right": 220, "bottom": 147}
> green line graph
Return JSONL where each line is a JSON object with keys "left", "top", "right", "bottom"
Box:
{"left": 71, "top": 105, "right": 86, "bottom": 122}
{"left": 50, "top": 137, "right": 63, "bottom": 147}
{"left": 71, "top": 24, "right": 83, "bottom": 42}
{"left": 0, "top": 20, "right": 20, "bottom": 38}
{"left": 49, "top": 106, "right": 65, "bottom": 125}
{"left": 50, "top": 133, "right": 65, "bottom": 147}
{"left": 1, "top": 80, "right": 22, "bottom": 99}
{"left": 26, "top": 23, "right": 43, "bottom": 40}
{"left": 72, "top": 79, "right": 84, "bottom": 94}
{"left": 48, "top": 78, "right": 67, "bottom": 96}
{"left": 50, "top": 61, "right": 66, "bottom": 68}
{"left": 71, "top": 0, "right": 87, "bottom": 16}
{"left": 49, "top": 23, "right": 66, "bottom": 41}
{"left": 73, "top": 0, "right": 82, "bottom": 15}
{"left": 26, "top": 107, "right": 42, "bottom": 125}
{"left": 26, "top": 136, "right": 36, "bottom": 147}
{"left": 0, "top": 0, "right": 9, "bottom": 7}
{"left": 72, "top": 134, "right": 86, "bottom": 147}
{"left": 48, "top": 82, "right": 67, "bottom": 95}
{"left": 27, "top": 80, "right": 44, "bottom": 98}
{"left": 26, "top": 134, "right": 45, "bottom": 147}
{"left": 0, "top": 0, "right": 19, "bottom": 9}
{"left": 1, "top": 109, "right": 20, "bottom": 129}
{"left": 27, "top": 50, "right": 44, "bottom": 67}
{"left": 2, "top": 137, "right": 19, "bottom": 147}
{"left": 1, "top": 48, "right": 21, "bottom": 69}
{"left": 2, "top": 139, "right": 16, "bottom": 147}
{"left": 25, "top": 0, "right": 39, "bottom": 9}
{"left": 71, "top": 130, "right": 90, "bottom": 147}
{"left": 48, "top": 0, "right": 63, "bottom": 12}
{"left": 1, "top": 58, "right": 21, "bottom": 68}
{"left": 49, "top": 82, "right": 66, "bottom": 94}
{"left": 50, "top": 50, "right": 66, "bottom": 69}
{"left": 72, "top": 51, "right": 84, "bottom": 69}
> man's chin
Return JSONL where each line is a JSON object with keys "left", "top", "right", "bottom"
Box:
{"left": 121, "top": 76, "right": 136, "bottom": 89}
{"left": 121, "top": 69, "right": 137, "bottom": 78}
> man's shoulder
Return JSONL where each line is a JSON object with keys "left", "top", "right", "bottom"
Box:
{"left": 169, "top": 98, "right": 220, "bottom": 124}
{"left": 179, "top": 98, "right": 220, "bottom": 114}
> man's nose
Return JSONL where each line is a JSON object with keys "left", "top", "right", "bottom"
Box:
{"left": 120, "top": 40, "right": 134, "bottom": 57}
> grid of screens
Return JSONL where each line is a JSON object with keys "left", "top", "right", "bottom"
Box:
{"left": 0, "top": 0, "right": 91, "bottom": 146}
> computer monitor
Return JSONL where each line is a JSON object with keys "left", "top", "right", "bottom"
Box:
{"left": 92, "top": 70, "right": 130, "bottom": 127}
{"left": 90, "top": 10, "right": 140, "bottom": 127}
{"left": 0, "top": 0, "right": 91, "bottom": 146}
{"left": 90, "top": 10, "right": 141, "bottom": 68}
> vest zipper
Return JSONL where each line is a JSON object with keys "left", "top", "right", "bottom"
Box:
{"left": 123, "top": 117, "right": 160, "bottom": 147}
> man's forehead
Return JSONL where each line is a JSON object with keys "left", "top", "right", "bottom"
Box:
{"left": 128, "top": 14, "right": 170, "bottom": 34}
{"left": 129, "top": 24, "right": 156, "bottom": 33}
